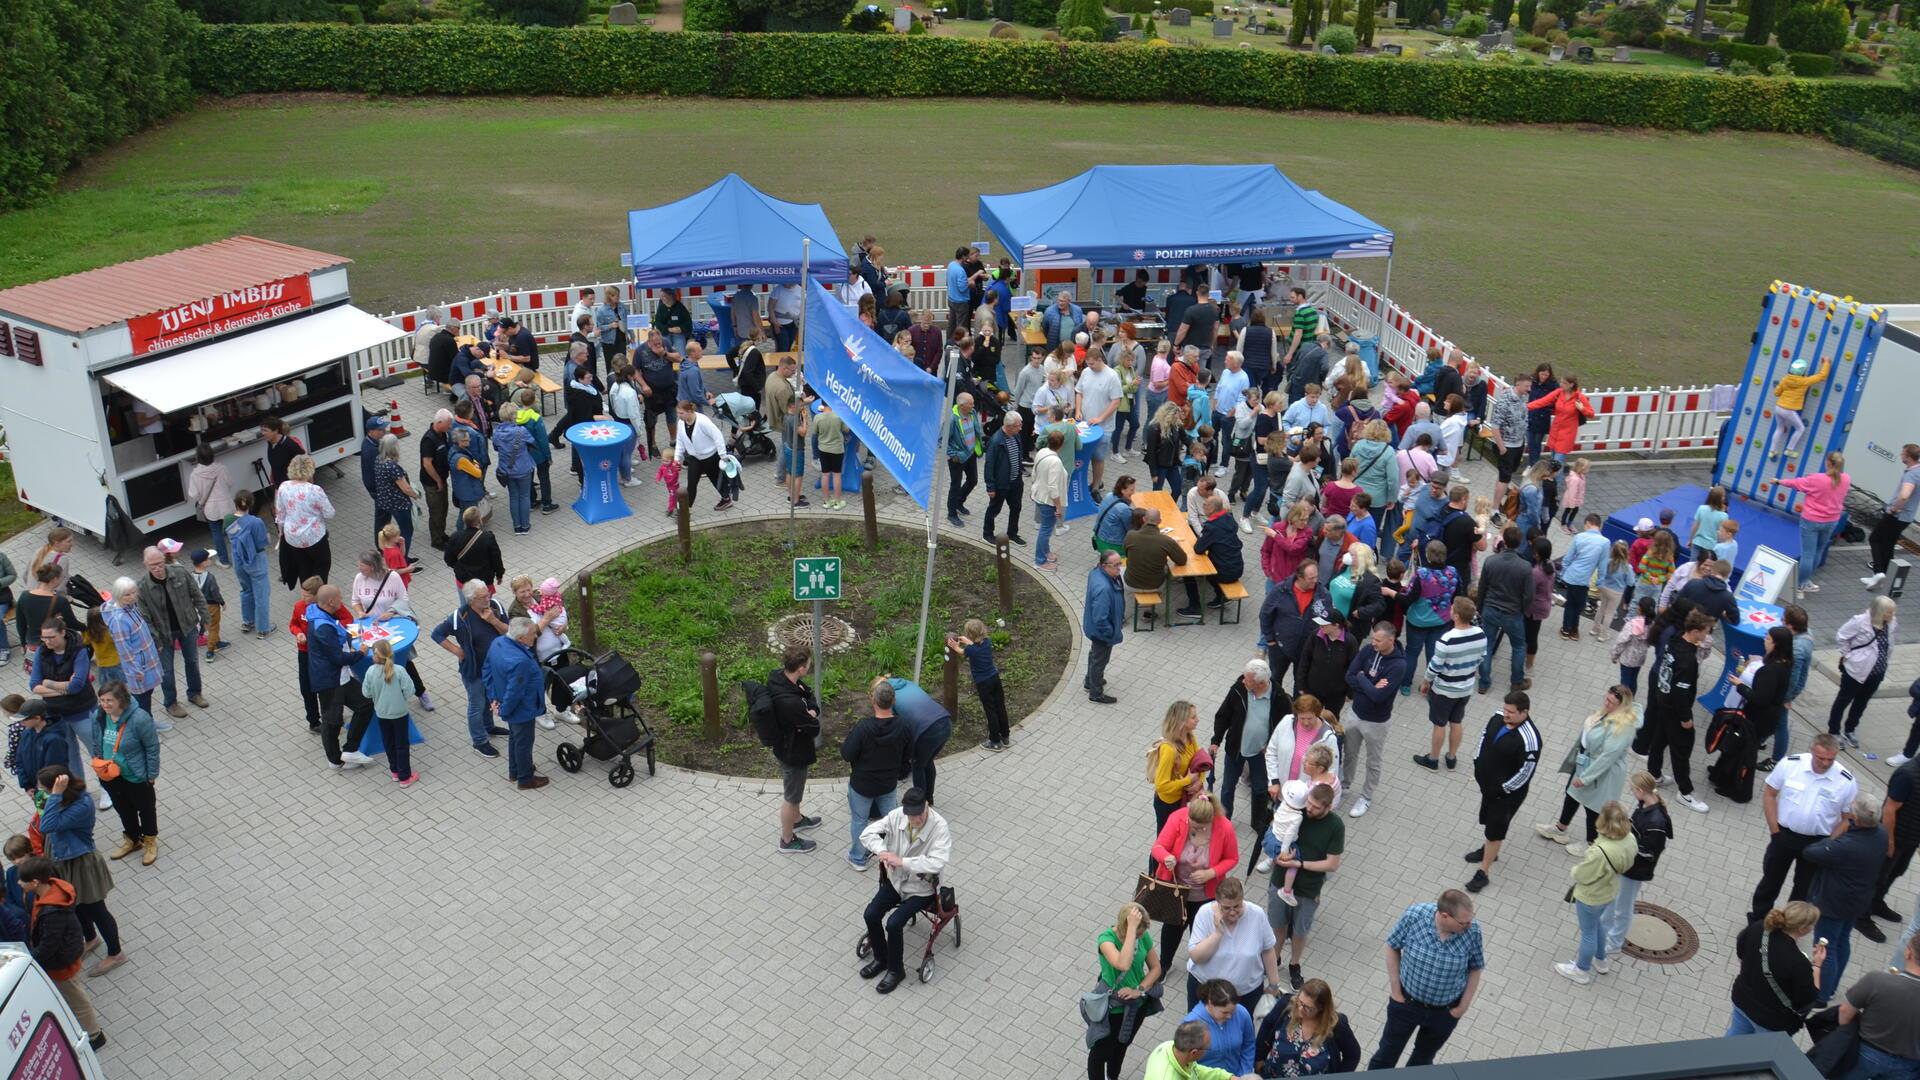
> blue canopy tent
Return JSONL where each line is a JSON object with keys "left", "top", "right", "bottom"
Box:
{"left": 626, "top": 173, "right": 849, "bottom": 289}
{"left": 978, "top": 164, "right": 1396, "bottom": 339}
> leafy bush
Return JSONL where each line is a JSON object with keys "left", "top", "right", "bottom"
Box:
{"left": 1727, "top": 57, "right": 1756, "bottom": 71}
{"left": 1604, "top": 3, "right": 1665, "bottom": 43}
{"left": 1545, "top": 0, "right": 1583, "bottom": 25}
{"left": 1775, "top": 2, "right": 1849, "bottom": 52}
{"left": 845, "top": 2, "right": 891, "bottom": 29}
{"left": 1057, "top": 0, "right": 1108, "bottom": 34}
{"left": 181, "top": 0, "right": 340, "bottom": 20}
{"left": 1725, "top": 39, "right": 1786, "bottom": 64}
{"left": 1013, "top": 0, "right": 1054, "bottom": 24}
{"left": 1453, "top": 11, "right": 1488, "bottom": 34}
{"left": 1320, "top": 21, "right": 1358, "bottom": 48}
{"left": 1531, "top": 9, "right": 1557, "bottom": 31}
{"left": 1516, "top": 30, "right": 1548, "bottom": 47}
{"left": 186, "top": 22, "right": 1911, "bottom": 133}
{"left": 1064, "top": 23, "right": 1097, "bottom": 37}
{"left": 1896, "top": 28, "right": 1920, "bottom": 95}
{"left": 1722, "top": 11, "right": 1744, "bottom": 28}
{"left": 483, "top": 0, "right": 588, "bottom": 23}
{"left": 685, "top": 0, "right": 741, "bottom": 29}
{"left": 1835, "top": 47, "right": 1878, "bottom": 71}
{"left": 1, "top": 0, "right": 197, "bottom": 212}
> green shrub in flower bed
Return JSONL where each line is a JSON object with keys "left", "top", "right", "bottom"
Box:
{"left": 187, "top": 23, "right": 1909, "bottom": 132}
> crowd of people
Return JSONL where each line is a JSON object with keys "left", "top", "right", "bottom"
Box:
{"left": 4, "top": 247, "right": 1920, "bottom": 1074}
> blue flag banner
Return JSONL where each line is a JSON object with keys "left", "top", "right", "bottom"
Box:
{"left": 804, "top": 279, "right": 944, "bottom": 508}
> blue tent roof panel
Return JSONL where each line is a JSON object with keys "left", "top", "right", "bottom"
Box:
{"left": 627, "top": 174, "right": 848, "bottom": 289}
{"left": 977, "top": 164, "right": 1391, "bottom": 270}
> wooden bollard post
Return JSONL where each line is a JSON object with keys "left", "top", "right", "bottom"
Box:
{"left": 575, "top": 570, "right": 596, "bottom": 653}
{"left": 861, "top": 469, "right": 878, "bottom": 549}
{"left": 995, "top": 536, "right": 1013, "bottom": 618}
{"left": 677, "top": 487, "right": 693, "bottom": 565}
{"left": 941, "top": 649, "right": 960, "bottom": 717}
{"left": 700, "top": 651, "right": 721, "bottom": 740}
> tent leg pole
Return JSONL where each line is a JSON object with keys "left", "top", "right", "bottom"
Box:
{"left": 912, "top": 344, "right": 963, "bottom": 682}
{"left": 790, "top": 238, "right": 810, "bottom": 552}
{"left": 1378, "top": 254, "right": 1394, "bottom": 343}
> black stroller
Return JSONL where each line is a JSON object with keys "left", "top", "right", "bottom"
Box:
{"left": 545, "top": 649, "right": 656, "bottom": 788}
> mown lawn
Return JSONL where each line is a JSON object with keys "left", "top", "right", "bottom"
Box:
{"left": 8, "top": 94, "right": 1919, "bottom": 387}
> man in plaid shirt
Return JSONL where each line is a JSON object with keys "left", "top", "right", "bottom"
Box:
{"left": 1368, "top": 890, "right": 1485, "bottom": 1069}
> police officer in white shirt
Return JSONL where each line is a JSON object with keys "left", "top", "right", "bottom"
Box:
{"left": 1751, "top": 732, "right": 1859, "bottom": 921}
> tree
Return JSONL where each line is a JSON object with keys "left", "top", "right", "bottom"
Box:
{"left": 1744, "top": 0, "right": 1778, "bottom": 42}
{"left": 1289, "top": 0, "right": 1320, "bottom": 41}
{"left": 1328, "top": 0, "right": 1347, "bottom": 23}
{"left": 482, "top": 0, "right": 588, "bottom": 24}
{"left": 1490, "top": 0, "right": 1513, "bottom": 25}
{"left": 1057, "top": 0, "right": 1109, "bottom": 34}
{"left": 1893, "top": 28, "right": 1920, "bottom": 95}
{"left": 1775, "top": 1, "right": 1848, "bottom": 51}
{"left": 1517, "top": 0, "right": 1537, "bottom": 29}
{"left": 1143, "top": 13, "right": 1160, "bottom": 35}
{"left": 1354, "top": 0, "right": 1375, "bottom": 42}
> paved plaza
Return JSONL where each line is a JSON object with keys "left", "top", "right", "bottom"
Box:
{"left": 5, "top": 385, "right": 1916, "bottom": 1078}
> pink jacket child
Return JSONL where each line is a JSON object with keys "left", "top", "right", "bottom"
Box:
{"left": 655, "top": 458, "right": 683, "bottom": 514}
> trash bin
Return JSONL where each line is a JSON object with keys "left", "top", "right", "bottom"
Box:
{"left": 1348, "top": 332, "right": 1381, "bottom": 382}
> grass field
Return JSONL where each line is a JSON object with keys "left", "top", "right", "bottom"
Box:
{"left": 7, "top": 95, "right": 1919, "bottom": 388}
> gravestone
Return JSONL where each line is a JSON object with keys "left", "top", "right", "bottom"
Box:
{"left": 1385, "top": 1, "right": 1395, "bottom": 17}
{"left": 1576, "top": 43, "right": 1595, "bottom": 60}
{"left": 1214, "top": 16, "right": 1234, "bottom": 34}
{"left": 1113, "top": 13, "right": 1132, "bottom": 32}
{"left": 1321, "top": 41, "right": 1337, "bottom": 50}
{"left": 898, "top": 6, "right": 916, "bottom": 30}
{"left": 1613, "top": 43, "right": 1631, "bottom": 60}
{"left": 1548, "top": 42, "right": 1564, "bottom": 59}
{"left": 1169, "top": 7, "right": 1191, "bottom": 24}
{"left": 1440, "top": 15, "right": 1454, "bottom": 28}
{"left": 1701, "top": 27, "right": 1719, "bottom": 39}
{"left": 1499, "top": 28, "right": 1513, "bottom": 45}
{"left": 607, "top": 1, "right": 638, "bottom": 22}
{"left": 1382, "top": 41, "right": 1403, "bottom": 53}
{"left": 1478, "top": 31, "right": 1500, "bottom": 48}
{"left": 1705, "top": 48, "right": 1724, "bottom": 66}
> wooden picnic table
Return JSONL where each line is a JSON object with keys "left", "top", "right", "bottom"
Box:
{"left": 1132, "top": 490, "right": 1216, "bottom": 577}
{"left": 487, "top": 362, "right": 562, "bottom": 414}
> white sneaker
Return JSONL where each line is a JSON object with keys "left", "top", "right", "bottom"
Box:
{"left": 1211, "top": 465, "right": 1228, "bottom": 477}
{"left": 1652, "top": 775, "right": 1672, "bottom": 789}
{"left": 94, "top": 791, "right": 113, "bottom": 812}
{"left": 1591, "top": 956, "right": 1611, "bottom": 975}
{"left": 1553, "top": 961, "right": 1593, "bottom": 986}
{"left": 1057, "top": 523, "right": 1068, "bottom": 534}
{"left": 1240, "top": 519, "right": 1254, "bottom": 534}
{"left": 1863, "top": 573, "right": 1887, "bottom": 590}
{"left": 1349, "top": 796, "right": 1371, "bottom": 818}
{"left": 1111, "top": 453, "right": 1128, "bottom": 464}
{"left": 536, "top": 714, "right": 557, "bottom": 730}
{"left": 1680, "top": 793, "right": 1710, "bottom": 814}
{"left": 1254, "top": 854, "right": 1274, "bottom": 873}
{"left": 1890, "top": 753, "right": 1913, "bottom": 768}
{"left": 562, "top": 708, "right": 585, "bottom": 726}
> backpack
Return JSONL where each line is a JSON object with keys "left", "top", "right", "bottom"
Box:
{"left": 741, "top": 680, "right": 779, "bottom": 749}
{"left": 1706, "top": 708, "right": 1755, "bottom": 803}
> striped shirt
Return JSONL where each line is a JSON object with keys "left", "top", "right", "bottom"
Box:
{"left": 1290, "top": 304, "right": 1319, "bottom": 350}
{"left": 1428, "top": 626, "right": 1487, "bottom": 699}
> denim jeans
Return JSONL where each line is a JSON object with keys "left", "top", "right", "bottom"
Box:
{"left": 1367, "top": 997, "right": 1461, "bottom": 1070}
{"left": 1114, "top": 409, "right": 1139, "bottom": 451}
{"left": 1479, "top": 608, "right": 1528, "bottom": 690}
{"left": 507, "top": 720, "right": 536, "bottom": 782}
{"left": 1216, "top": 750, "right": 1270, "bottom": 837}
{"left": 910, "top": 717, "right": 952, "bottom": 803}
{"left": 0, "top": 600, "right": 9, "bottom": 652}
{"left": 865, "top": 874, "right": 937, "bottom": 978}
{"left": 534, "top": 460, "right": 555, "bottom": 509}
{"left": 846, "top": 786, "right": 898, "bottom": 865}
{"left": 207, "top": 514, "right": 233, "bottom": 565}
{"left": 1841, "top": 1043, "right": 1920, "bottom": 1080}
{"left": 1800, "top": 519, "right": 1833, "bottom": 584}
{"left": 237, "top": 563, "right": 272, "bottom": 630}
{"left": 1034, "top": 503, "right": 1058, "bottom": 566}
{"left": 1725, "top": 1002, "right": 1770, "bottom": 1036}
{"left": 1575, "top": 899, "right": 1608, "bottom": 971}
{"left": 505, "top": 473, "right": 533, "bottom": 532}
{"left": 1620, "top": 665, "right": 1641, "bottom": 695}
{"left": 1602, "top": 877, "right": 1642, "bottom": 954}
{"left": 1814, "top": 914, "right": 1854, "bottom": 1005}
{"left": 155, "top": 629, "right": 203, "bottom": 707}
{"left": 390, "top": 507, "right": 415, "bottom": 556}
{"left": 1560, "top": 582, "right": 1591, "bottom": 636}
{"left": 61, "top": 711, "right": 97, "bottom": 776}
{"left": 1244, "top": 465, "right": 1272, "bottom": 520}
{"left": 463, "top": 674, "right": 492, "bottom": 747}
{"left": 1403, "top": 621, "right": 1444, "bottom": 690}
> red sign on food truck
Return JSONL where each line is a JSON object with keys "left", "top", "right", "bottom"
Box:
{"left": 126, "top": 274, "right": 315, "bottom": 356}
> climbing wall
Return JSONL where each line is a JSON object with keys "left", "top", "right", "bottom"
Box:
{"left": 1716, "top": 281, "right": 1886, "bottom": 514}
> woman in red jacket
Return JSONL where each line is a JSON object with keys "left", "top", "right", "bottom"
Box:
{"left": 1527, "top": 374, "right": 1595, "bottom": 463}
{"left": 1150, "top": 793, "right": 1241, "bottom": 974}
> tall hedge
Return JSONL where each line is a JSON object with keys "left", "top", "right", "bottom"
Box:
{"left": 0, "top": 0, "right": 197, "bottom": 212}
{"left": 186, "top": 24, "right": 1908, "bottom": 133}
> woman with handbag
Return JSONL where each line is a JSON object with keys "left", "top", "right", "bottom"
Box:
{"left": 1085, "top": 901, "right": 1163, "bottom": 1080}
{"left": 1554, "top": 800, "right": 1638, "bottom": 986}
{"left": 1535, "top": 685, "right": 1640, "bottom": 848}
{"left": 1253, "top": 977, "right": 1363, "bottom": 1075}
{"left": 35, "top": 766, "right": 126, "bottom": 976}
{"left": 1149, "top": 793, "right": 1240, "bottom": 975}
{"left": 1602, "top": 771, "right": 1672, "bottom": 957}
{"left": 1831, "top": 597, "right": 1898, "bottom": 749}
{"left": 1729, "top": 901, "right": 1823, "bottom": 1036}
{"left": 90, "top": 683, "right": 159, "bottom": 867}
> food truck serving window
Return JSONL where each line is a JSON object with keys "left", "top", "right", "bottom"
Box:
{"left": 100, "top": 305, "right": 405, "bottom": 414}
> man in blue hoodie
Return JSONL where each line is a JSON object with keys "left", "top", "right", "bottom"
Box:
{"left": 485, "top": 617, "right": 548, "bottom": 790}
{"left": 8, "top": 700, "right": 68, "bottom": 794}
{"left": 1084, "top": 552, "right": 1126, "bottom": 705}
{"left": 306, "top": 585, "right": 376, "bottom": 770}
{"left": 1343, "top": 622, "right": 1407, "bottom": 820}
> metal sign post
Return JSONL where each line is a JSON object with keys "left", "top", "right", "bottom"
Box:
{"left": 793, "top": 556, "right": 841, "bottom": 697}
{"left": 911, "top": 346, "right": 965, "bottom": 680}
{"left": 788, "top": 238, "right": 811, "bottom": 553}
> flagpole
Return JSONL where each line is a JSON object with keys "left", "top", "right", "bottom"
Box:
{"left": 912, "top": 342, "right": 963, "bottom": 681}
{"left": 789, "top": 239, "right": 810, "bottom": 554}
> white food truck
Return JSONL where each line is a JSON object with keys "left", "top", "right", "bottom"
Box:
{"left": 0, "top": 236, "right": 405, "bottom": 539}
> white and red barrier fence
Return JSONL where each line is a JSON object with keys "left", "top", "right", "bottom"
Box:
{"left": 353, "top": 263, "right": 1728, "bottom": 458}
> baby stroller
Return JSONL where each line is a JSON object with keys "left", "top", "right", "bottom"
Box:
{"left": 545, "top": 649, "right": 656, "bottom": 787}
{"left": 854, "top": 877, "right": 961, "bottom": 984}
{"left": 713, "top": 392, "right": 776, "bottom": 462}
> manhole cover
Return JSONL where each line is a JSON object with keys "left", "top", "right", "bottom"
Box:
{"left": 766, "top": 613, "right": 857, "bottom": 655}
{"left": 1620, "top": 902, "right": 1699, "bottom": 964}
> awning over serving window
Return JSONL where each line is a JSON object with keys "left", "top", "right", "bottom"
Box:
{"left": 100, "top": 305, "right": 405, "bottom": 413}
